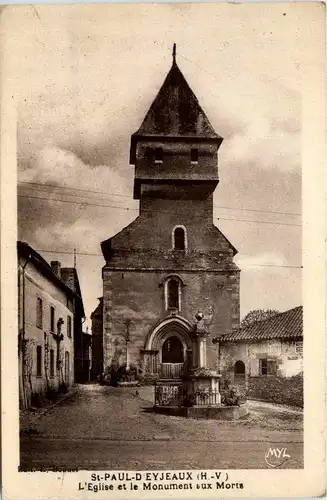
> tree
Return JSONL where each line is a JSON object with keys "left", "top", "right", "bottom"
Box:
{"left": 240, "top": 309, "right": 279, "bottom": 329}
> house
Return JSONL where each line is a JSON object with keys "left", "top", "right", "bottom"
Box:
{"left": 90, "top": 297, "right": 103, "bottom": 380}
{"left": 219, "top": 306, "right": 303, "bottom": 406}
{"left": 81, "top": 329, "right": 92, "bottom": 383}
{"left": 96, "top": 47, "right": 240, "bottom": 381}
{"left": 17, "top": 241, "right": 85, "bottom": 408}
{"left": 60, "top": 267, "right": 87, "bottom": 382}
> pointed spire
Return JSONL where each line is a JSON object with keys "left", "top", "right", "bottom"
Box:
{"left": 133, "top": 55, "right": 220, "bottom": 139}
{"left": 172, "top": 43, "right": 176, "bottom": 65}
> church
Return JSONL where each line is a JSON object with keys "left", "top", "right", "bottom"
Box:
{"left": 98, "top": 46, "right": 240, "bottom": 380}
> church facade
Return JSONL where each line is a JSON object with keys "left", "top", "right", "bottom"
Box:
{"left": 99, "top": 49, "right": 240, "bottom": 380}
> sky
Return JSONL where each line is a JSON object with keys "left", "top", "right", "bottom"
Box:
{"left": 8, "top": 2, "right": 309, "bottom": 328}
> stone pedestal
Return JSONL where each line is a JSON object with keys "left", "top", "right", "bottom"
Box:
{"left": 153, "top": 318, "right": 249, "bottom": 419}
{"left": 185, "top": 320, "right": 221, "bottom": 405}
{"left": 185, "top": 367, "right": 221, "bottom": 406}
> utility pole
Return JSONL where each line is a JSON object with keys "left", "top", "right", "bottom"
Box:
{"left": 124, "top": 319, "right": 131, "bottom": 369}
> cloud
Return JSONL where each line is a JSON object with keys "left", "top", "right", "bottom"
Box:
{"left": 18, "top": 145, "right": 137, "bottom": 252}
{"left": 13, "top": 4, "right": 303, "bottom": 320}
{"left": 220, "top": 118, "right": 300, "bottom": 173}
{"left": 235, "top": 251, "right": 289, "bottom": 271}
{"left": 19, "top": 145, "right": 131, "bottom": 192}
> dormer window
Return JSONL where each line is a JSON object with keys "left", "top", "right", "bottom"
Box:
{"left": 173, "top": 226, "right": 187, "bottom": 251}
{"left": 191, "top": 148, "right": 198, "bottom": 164}
{"left": 154, "top": 147, "right": 163, "bottom": 163}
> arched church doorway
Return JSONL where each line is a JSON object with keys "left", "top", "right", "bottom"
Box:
{"left": 162, "top": 336, "right": 184, "bottom": 363}
{"left": 143, "top": 316, "right": 193, "bottom": 379}
{"left": 161, "top": 335, "right": 185, "bottom": 378}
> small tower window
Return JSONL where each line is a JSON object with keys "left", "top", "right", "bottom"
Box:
{"left": 167, "top": 279, "right": 179, "bottom": 309}
{"left": 154, "top": 147, "right": 163, "bottom": 163}
{"left": 191, "top": 148, "right": 198, "bottom": 163}
{"left": 174, "top": 227, "right": 186, "bottom": 251}
{"left": 163, "top": 274, "right": 184, "bottom": 312}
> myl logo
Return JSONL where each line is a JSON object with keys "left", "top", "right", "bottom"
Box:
{"left": 264, "top": 446, "right": 291, "bottom": 468}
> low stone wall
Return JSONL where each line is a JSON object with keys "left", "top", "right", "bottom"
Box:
{"left": 154, "top": 404, "right": 248, "bottom": 420}
{"left": 247, "top": 374, "right": 303, "bottom": 408}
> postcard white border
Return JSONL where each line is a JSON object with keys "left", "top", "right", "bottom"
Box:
{"left": 1, "top": 3, "right": 326, "bottom": 499}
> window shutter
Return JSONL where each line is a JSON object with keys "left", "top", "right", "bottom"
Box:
{"left": 249, "top": 359, "right": 259, "bottom": 376}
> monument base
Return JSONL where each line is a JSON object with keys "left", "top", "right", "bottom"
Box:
{"left": 154, "top": 403, "right": 248, "bottom": 420}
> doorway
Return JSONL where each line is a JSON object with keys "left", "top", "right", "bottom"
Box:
{"left": 161, "top": 336, "right": 184, "bottom": 378}
{"left": 234, "top": 360, "right": 246, "bottom": 388}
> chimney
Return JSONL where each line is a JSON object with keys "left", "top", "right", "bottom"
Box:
{"left": 51, "top": 261, "right": 61, "bottom": 278}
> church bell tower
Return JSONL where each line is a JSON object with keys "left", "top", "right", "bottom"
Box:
{"left": 100, "top": 46, "right": 240, "bottom": 377}
{"left": 130, "top": 44, "right": 223, "bottom": 204}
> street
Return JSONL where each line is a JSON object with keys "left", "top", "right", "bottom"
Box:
{"left": 20, "top": 384, "right": 303, "bottom": 470}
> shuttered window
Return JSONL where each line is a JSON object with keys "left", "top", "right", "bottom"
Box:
{"left": 36, "top": 298, "right": 43, "bottom": 329}
{"left": 249, "top": 359, "right": 259, "bottom": 376}
{"left": 50, "top": 349, "right": 55, "bottom": 377}
{"left": 36, "top": 346, "right": 42, "bottom": 376}
{"left": 50, "top": 306, "right": 55, "bottom": 333}
{"left": 67, "top": 316, "right": 72, "bottom": 338}
{"left": 259, "top": 358, "right": 277, "bottom": 376}
{"left": 295, "top": 341, "right": 303, "bottom": 355}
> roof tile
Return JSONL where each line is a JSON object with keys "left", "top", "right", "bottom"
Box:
{"left": 221, "top": 306, "right": 303, "bottom": 342}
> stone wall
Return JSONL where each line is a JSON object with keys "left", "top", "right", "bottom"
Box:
{"left": 219, "top": 339, "right": 303, "bottom": 407}
{"left": 102, "top": 266, "right": 240, "bottom": 373}
{"left": 90, "top": 298, "right": 103, "bottom": 379}
{"left": 135, "top": 140, "right": 219, "bottom": 183}
{"left": 247, "top": 374, "right": 303, "bottom": 408}
{"left": 220, "top": 339, "right": 303, "bottom": 379}
{"left": 101, "top": 122, "right": 240, "bottom": 376}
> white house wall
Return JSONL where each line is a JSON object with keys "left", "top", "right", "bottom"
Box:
{"left": 19, "top": 258, "right": 74, "bottom": 405}
{"left": 220, "top": 339, "right": 303, "bottom": 379}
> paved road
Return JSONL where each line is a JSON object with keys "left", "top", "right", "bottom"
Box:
{"left": 20, "top": 437, "right": 303, "bottom": 470}
{"left": 20, "top": 384, "right": 303, "bottom": 470}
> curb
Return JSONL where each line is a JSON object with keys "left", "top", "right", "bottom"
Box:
{"left": 36, "top": 386, "right": 78, "bottom": 419}
{"left": 20, "top": 386, "right": 78, "bottom": 430}
{"left": 248, "top": 399, "right": 303, "bottom": 414}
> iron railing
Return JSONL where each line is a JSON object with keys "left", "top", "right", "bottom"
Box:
{"left": 192, "top": 390, "right": 220, "bottom": 406}
{"left": 154, "top": 383, "right": 221, "bottom": 407}
{"left": 160, "top": 363, "right": 184, "bottom": 379}
{"left": 154, "top": 383, "right": 185, "bottom": 406}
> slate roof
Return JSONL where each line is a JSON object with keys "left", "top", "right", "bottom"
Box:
{"left": 18, "top": 241, "right": 75, "bottom": 298}
{"left": 220, "top": 306, "right": 303, "bottom": 342}
{"left": 133, "top": 59, "right": 221, "bottom": 139}
{"left": 18, "top": 241, "right": 85, "bottom": 318}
